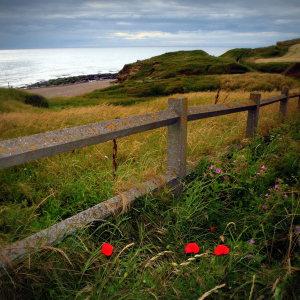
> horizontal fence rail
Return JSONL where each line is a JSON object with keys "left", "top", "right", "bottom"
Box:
{"left": 0, "top": 110, "right": 178, "bottom": 168}
{"left": 0, "top": 175, "right": 178, "bottom": 265}
{"left": 187, "top": 102, "right": 256, "bottom": 121}
{"left": 0, "top": 89, "right": 299, "bottom": 268}
{"left": 1, "top": 92, "right": 299, "bottom": 169}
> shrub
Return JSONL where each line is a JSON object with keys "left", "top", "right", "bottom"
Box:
{"left": 248, "top": 62, "right": 291, "bottom": 73}
{"left": 0, "top": 88, "right": 49, "bottom": 108}
{"left": 24, "top": 94, "right": 49, "bottom": 108}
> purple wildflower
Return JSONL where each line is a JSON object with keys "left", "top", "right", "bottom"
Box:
{"left": 248, "top": 239, "right": 256, "bottom": 244}
{"left": 215, "top": 168, "right": 223, "bottom": 174}
{"left": 274, "top": 184, "right": 280, "bottom": 190}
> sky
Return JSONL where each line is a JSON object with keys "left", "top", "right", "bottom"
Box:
{"left": 0, "top": 0, "right": 300, "bottom": 50}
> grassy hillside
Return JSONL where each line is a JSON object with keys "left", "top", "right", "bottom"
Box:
{"left": 1, "top": 74, "right": 297, "bottom": 111}
{"left": 117, "top": 50, "right": 249, "bottom": 82}
{"left": 221, "top": 38, "right": 300, "bottom": 62}
{"left": 221, "top": 38, "right": 300, "bottom": 75}
{"left": 88, "top": 39, "right": 300, "bottom": 103}
{"left": 0, "top": 88, "right": 49, "bottom": 112}
{"left": 1, "top": 118, "right": 299, "bottom": 299}
{"left": 255, "top": 44, "right": 300, "bottom": 63}
{"left": 47, "top": 73, "right": 299, "bottom": 108}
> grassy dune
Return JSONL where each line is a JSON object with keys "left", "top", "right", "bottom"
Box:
{"left": 26, "top": 73, "right": 300, "bottom": 109}
{"left": 0, "top": 88, "right": 48, "bottom": 112}
{"left": 255, "top": 44, "right": 300, "bottom": 63}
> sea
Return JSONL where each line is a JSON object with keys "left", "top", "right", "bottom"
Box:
{"left": 0, "top": 47, "right": 228, "bottom": 87}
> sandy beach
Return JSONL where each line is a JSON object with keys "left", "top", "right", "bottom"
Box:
{"left": 24, "top": 79, "right": 116, "bottom": 98}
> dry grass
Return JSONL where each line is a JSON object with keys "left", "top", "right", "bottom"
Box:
{"left": 219, "top": 73, "right": 299, "bottom": 91}
{"left": 1, "top": 90, "right": 299, "bottom": 195}
{"left": 255, "top": 43, "right": 300, "bottom": 63}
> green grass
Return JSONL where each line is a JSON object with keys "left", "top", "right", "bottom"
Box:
{"left": 1, "top": 119, "right": 299, "bottom": 299}
{"left": 221, "top": 38, "right": 300, "bottom": 62}
{"left": 48, "top": 41, "right": 299, "bottom": 108}
{"left": 46, "top": 74, "right": 300, "bottom": 109}
{"left": 0, "top": 88, "right": 49, "bottom": 111}
{"left": 220, "top": 39, "right": 300, "bottom": 75}
{"left": 118, "top": 50, "right": 249, "bottom": 82}
{"left": 221, "top": 45, "right": 289, "bottom": 62}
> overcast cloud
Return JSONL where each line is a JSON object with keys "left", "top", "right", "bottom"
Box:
{"left": 0, "top": 0, "right": 299, "bottom": 49}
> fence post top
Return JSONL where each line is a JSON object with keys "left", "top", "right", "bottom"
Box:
{"left": 249, "top": 92, "right": 261, "bottom": 104}
{"left": 168, "top": 97, "right": 187, "bottom": 103}
{"left": 281, "top": 86, "right": 289, "bottom": 96}
{"left": 168, "top": 98, "right": 188, "bottom": 111}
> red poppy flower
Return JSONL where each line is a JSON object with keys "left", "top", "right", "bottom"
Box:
{"left": 101, "top": 242, "right": 114, "bottom": 257}
{"left": 184, "top": 242, "right": 200, "bottom": 254}
{"left": 213, "top": 244, "right": 230, "bottom": 256}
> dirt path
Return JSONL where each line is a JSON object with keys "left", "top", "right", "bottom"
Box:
{"left": 255, "top": 44, "right": 300, "bottom": 63}
{"left": 24, "top": 79, "right": 116, "bottom": 98}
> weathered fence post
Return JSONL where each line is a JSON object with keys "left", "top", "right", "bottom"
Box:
{"left": 167, "top": 98, "right": 187, "bottom": 178}
{"left": 280, "top": 87, "right": 289, "bottom": 121}
{"left": 246, "top": 92, "right": 261, "bottom": 138}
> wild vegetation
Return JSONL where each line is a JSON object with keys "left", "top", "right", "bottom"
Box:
{"left": 0, "top": 40, "right": 300, "bottom": 299}
{"left": 0, "top": 88, "right": 49, "bottom": 112}
{"left": 221, "top": 39, "right": 300, "bottom": 75}
{"left": 1, "top": 116, "right": 299, "bottom": 299}
{"left": 11, "top": 74, "right": 296, "bottom": 109}
{"left": 254, "top": 44, "right": 300, "bottom": 63}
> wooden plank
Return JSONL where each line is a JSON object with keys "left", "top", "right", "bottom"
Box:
{"left": 260, "top": 95, "right": 286, "bottom": 107}
{"left": 287, "top": 93, "right": 300, "bottom": 99}
{"left": 167, "top": 98, "right": 187, "bottom": 178}
{"left": 0, "top": 175, "right": 178, "bottom": 268}
{"left": 187, "top": 102, "right": 256, "bottom": 121}
{"left": 0, "top": 110, "right": 178, "bottom": 169}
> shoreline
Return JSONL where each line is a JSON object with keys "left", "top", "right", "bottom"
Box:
{"left": 24, "top": 79, "right": 116, "bottom": 98}
{"left": 19, "top": 73, "right": 118, "bottom": 98}
{"left": 24, "top": 73, "right": 118, "bottom": 89}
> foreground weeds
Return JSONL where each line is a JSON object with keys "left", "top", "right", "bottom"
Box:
{"left": 1, "top": 119, "right": 299, "bottom": 299}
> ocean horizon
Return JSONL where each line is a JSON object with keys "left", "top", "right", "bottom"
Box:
{"left": 0, "top": 47, "right": 229, "bottom": 87}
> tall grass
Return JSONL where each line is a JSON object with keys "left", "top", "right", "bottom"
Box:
{"left": 1, "top": 119, "right": 299, "bottom": 299}
{"left": 0, "top": 88, "right": 49, "bottom": 112}
{"left": 25, "top": 73, "right": 298, "bottom": 109}
{"left": 0, "top": 90, "right": 299, "bottom": 244}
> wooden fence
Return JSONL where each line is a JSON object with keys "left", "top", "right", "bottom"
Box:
{"left": 0, "top": 89, "right": 299, "bottom": 267}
